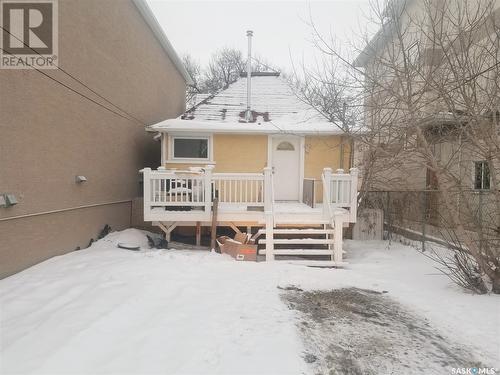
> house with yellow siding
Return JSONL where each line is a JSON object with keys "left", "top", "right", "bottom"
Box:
{"left": 141, "top": 72, "right": 359, "bottom": 264}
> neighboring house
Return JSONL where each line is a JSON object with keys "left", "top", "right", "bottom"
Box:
{"left": 353, "top": 0, "right": 499, "bottom": 240}
{"left": 142, "top": 72, "right": 359, "bottom": 263}
{"left": 354, "top": 0, "right": 499, "bottom": 193}
{"left": 0, "top": 0, "right": 191, "bottom": 278}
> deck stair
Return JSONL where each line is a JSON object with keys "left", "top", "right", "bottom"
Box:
{"left": 256, "top": 227, "right": 338, "bottom": 259}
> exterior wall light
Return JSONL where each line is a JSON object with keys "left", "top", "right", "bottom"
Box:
{"left": 1, "top": 194, "right": 18, "bottom": 207}
{"left": 75, "top": 175, "right": 87, "bottom": 183}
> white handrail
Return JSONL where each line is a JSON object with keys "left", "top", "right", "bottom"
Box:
{"left": 212, "top": 173, "right": 264, "bottom": 205}
{"left": 144, "top": 168, "right": 266, "bottom": 210}
{"left": 213, "top": 173, "right": 264, "bottom": 178}
{"left": 321, "top": 173, "right": 334, "bottom": 222}
{"left": 322, "top": 167, "right": 359, "bottom": 223}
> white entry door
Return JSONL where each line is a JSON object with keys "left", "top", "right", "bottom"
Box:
{"left": 271, "top": 137, "right": 301, "bottom": 201}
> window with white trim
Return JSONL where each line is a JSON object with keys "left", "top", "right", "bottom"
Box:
{"left": 172, "top": 136, "right": 210, "bottom": 160}
{"left": 474, "top": 161, "right": 490, "bottom": 190}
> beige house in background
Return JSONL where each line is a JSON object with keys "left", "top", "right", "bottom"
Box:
{"left": 142, "top": 72, "right": 359, "bottom": 264}
{"left": 0, "top": 0, "right": 190, "bottom": 278}
{"left": 353, "top": 0, "right": 499, "bottom": 240}
{"left": 353, "top": 0, "right": 499, "bottom": 193}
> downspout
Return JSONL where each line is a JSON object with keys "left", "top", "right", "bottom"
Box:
{"left": 245, "top": 30, "right": 253, "bottom": 122}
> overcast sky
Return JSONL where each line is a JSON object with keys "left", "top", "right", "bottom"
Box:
{"left": 149, "top": 0, "right": 374, "bottom": 73}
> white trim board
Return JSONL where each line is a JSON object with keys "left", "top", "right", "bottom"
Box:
{"left": 132, "top": 0, "right": 193, "bottom": 84}
{"left": 148, "top": 119, "right": 345, "bottom": 135}
{"left": 166, "top": 133, "right": 214, "bottom": 164}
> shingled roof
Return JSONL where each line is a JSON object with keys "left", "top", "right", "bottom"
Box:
{"left": 181, "top": 72, "right": 328, "bottom": 124}
{"left": 148, "top": 72, "right": 343, "bottom": 135}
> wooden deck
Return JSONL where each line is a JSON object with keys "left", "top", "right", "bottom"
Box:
{"left": 142, "top": 166, "right": 358, "bottom": 262}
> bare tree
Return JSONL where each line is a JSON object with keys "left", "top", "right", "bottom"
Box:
{"left": 203, "top": 47, "right": 245, "bottom": 93}
{"left": 252, "top": 54, "right": 280, "bottom": 73}
{"left": 297, "top": 0, "right": 500, "bottom": 293}
{"left": 182, "top": 53, "right": 202, "bottom": 107}
{"left": 183, "top": 49, "right": 278, "bottom": 108}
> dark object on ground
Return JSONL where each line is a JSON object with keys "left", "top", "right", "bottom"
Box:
{"left": 88, "top": 238, "right": 94, "bottom": 248}
{"left": 117, "top": 243, "right": 140, "bottom": 251}
{"left": 75, "top": 246, "right": 81, "bottom": 251}
{"left": 147, "top": 235, "right": 169, "bottom": 249}
{"left": 98, "top": 224, "right": 111, "bottom": 239}
{"left": 147, "top": 235, "right": 155, "bottom": 248}
{"left": 304, "top": 353, "right": 317, "bottom": 363}
{"left": 283, "top": 287, "right": 484, "bottom": 374}
{"left": 278, "top": 285, "right": 303, "bottom": 292}
{"left": 158, "top": 238, "right": 169, "bottom": 249}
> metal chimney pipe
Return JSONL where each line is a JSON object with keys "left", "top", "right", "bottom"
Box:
{"left": 245, "top": 30, "right": 253, "bottom": 122}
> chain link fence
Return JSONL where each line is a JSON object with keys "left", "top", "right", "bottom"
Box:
{"left": 360, "top": 190, "right": 499, "bottom": 252}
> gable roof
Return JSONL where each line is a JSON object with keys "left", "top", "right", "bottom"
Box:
{"left": 148, "top": 72, "right": 343, "bottom": 135}
{"left": 132, "top": 0, "right": 193, "bottom": 84}
{"left": 353, "top": 0, "right": 413, "bottom": 67}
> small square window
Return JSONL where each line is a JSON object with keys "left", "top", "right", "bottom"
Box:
{"left": 474, "top": 161, "right": 490, "bottom": 190}
{"left": 173, "top": 137, "right": 209, "bottom": 160}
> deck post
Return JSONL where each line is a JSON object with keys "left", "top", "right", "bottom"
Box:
{"left": 204, "top": 165, "right": 214, "bottom": 219}
{"left": 333, "top": 214, "right": 343, "bottom": 263}
{"left": 349, "top": 168, "right": 359, "bottom": 223}
{"left": 263, "top": 167, "right": 273, "bottom": 212}
{"left": 195, "top": 221, "right": 201, "bottom": 246}
{"left": 143, "top": 168, "right": 152, "bottom": 220}
{"left": 158, "top": 221, "right": 177, "bottom": 242}
{"left": 263, "top": 167, "right": 274, "bottom": 261}
{"left": 322, "top": 168, "right": 332, "bottom": 219}
{"left": 265, "top": 214, "right": 274, "bottom": 261}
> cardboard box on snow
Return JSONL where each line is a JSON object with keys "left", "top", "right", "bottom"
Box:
{"left": 216, "top": 235, "right": 257, "bottom": 261}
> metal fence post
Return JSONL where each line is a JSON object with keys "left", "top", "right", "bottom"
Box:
{"left": 386, "top": 191, "right": 391, "bottom": 240}
{"left": 421, "top": 191, "right": 426, "bottom": 251}
{"left": 478, "top": 190, "right": 483, "bottom": 252}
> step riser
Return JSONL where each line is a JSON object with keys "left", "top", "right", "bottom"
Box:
{"left": 256, "top": 225, "right": 340, "bottom": 262}
{"left": 259, "top": 239, "right": 334, "bottom": 245}
{"left": 259, "top": 249, "right": 333, "bottom": 255}
{"left": 257, "top": 229, "right": 335, "bottom": 235}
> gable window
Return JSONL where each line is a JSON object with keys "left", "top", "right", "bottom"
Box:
{"left": 276, "top": 141, "right": 295, "bottom": 151}
{"left": 474, "top": 161, "right": 490, "bottom": 190}
{"left": 172, "top": 136, "right": 209, "bottom": 160}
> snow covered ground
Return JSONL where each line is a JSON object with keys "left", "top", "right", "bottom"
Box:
{"left": 1, "top": 229, "right": 498, "bottom": 374}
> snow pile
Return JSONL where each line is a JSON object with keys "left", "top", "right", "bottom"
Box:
{"left": 100, "top": 228, "right": 157, "bottom": 249}
{"left": 1, "top": 230, "right": 498, "bottom": 374}
{"left": 0, "top": 229, "right": 306, "bottom": 375}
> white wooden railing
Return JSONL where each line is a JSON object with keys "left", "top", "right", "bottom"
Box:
{"left": 322, "top": 168, "right": 359, "bottom": 223}
{"left": 143, "top": 167, "right": 267, "bottom": 220}
{"left": 212, "top": 173, "right": 264, "bottom": 205}
{"left": 263, "top": 167, "right": 274, "bottom": 261}
{"left": 142, "top": 166, "right": 358, "bottom": 227}
{"left": 146, "top": 170, "right": 206, "bottom": 206}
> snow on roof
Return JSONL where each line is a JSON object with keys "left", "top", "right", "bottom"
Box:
{"left": 148, "top": 72, "right": 343, "bottom": 135}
